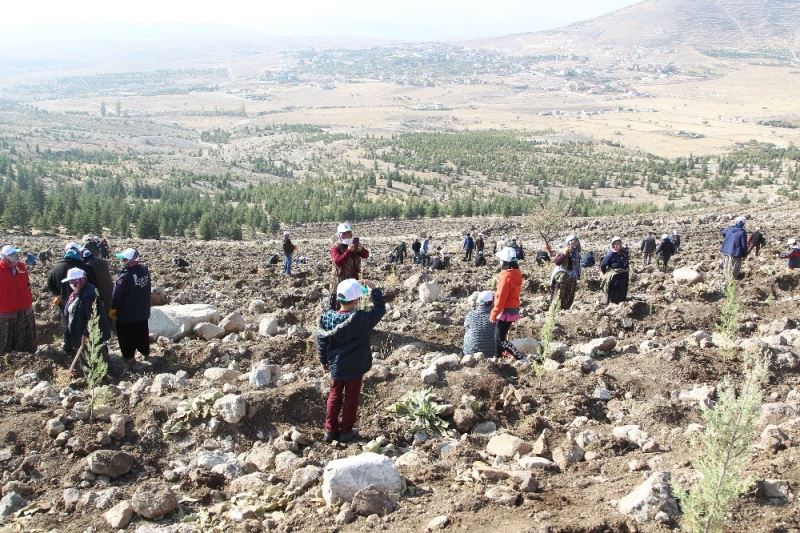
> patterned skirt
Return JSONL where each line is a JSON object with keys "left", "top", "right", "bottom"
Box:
{"left": 0, "top": 310, "right": 37, "bottom": 355}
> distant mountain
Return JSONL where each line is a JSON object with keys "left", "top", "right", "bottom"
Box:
{"left": 466, "top": 0, "right": 800, "bottom": 62}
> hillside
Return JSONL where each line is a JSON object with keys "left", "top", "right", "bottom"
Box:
{"left": 467, "top": 0, "right": 800, "bottom": 62}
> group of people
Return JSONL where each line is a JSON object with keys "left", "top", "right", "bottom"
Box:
{"left": 1, "top": 235, "right": 152, "bottom": 372}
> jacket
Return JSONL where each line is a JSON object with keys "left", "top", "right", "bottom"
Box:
{"left": 411, "top": 240, "right": 421, "bottom": 254}
{"left": 64, "top": 283, "right": 110, "bottom": 345}
{"left": 111, "top": 263, "right": 152, "bottom": 323}
{"left": 463, "top": 303, "right": 495, "bottom": 356}
{"left": 475, "top": 237, "right": 485, "bottom": 252}
{"left": 554, "top": 248, "right": 581, "bottom": 279}
{"left": 655, "top": 239, "right": 675, "bottom": 260}
{"left": 330, "top": 243, "right": 369, "bottom": 281}
{"left": 784, "top": 248, "right": 800, "bottom": 269}
{"left": 283, "top": 238, "right": 295, "bottom": 256}
{"left": 748, "top": 231, "right": 765, "bottom": 250}
{"left": 640, "top": 236, "right": 656, "bottom": 254}
{"left": 491, "top": 268, "right": 522, "bottom": 322}
{"left": 0, "top": 261, "right": 33, "bottom": 314}
{"left": 47, "top": 258, "right": 97, "bottom": 311}
{"left": 317, "top": 289, "right": 386, "bottom": 380}
{"left": 720, "top": 226, "right": 748, "bottom": 257}
{"left": 600, "top": 249, "right": 629, "bottom": 273}
{"left": 580, "top": 251, "right": 596, "bottom": 268}
{"left": 463, "top": 237, "right": 475, "bottom": 250}
{"left": 85, "top": 256, "right": 113, "bottom": 313}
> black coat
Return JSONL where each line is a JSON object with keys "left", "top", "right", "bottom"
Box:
{"left": 316, "top": 289, "right": 386, "bottom": 380}
{"left": 47, "top": 258, "right": 97, "bottom": 311}
{"left": 111, "top": 264, "right": 152, "bottom": 323}
{"left": 64, "top": 283, "right": 111, "bottom": 345}
{"left": 283, "top": 238, "right": 295, "bottom": 256}
{"left": 600, "top": 249, "right": 629, "bottom": 272}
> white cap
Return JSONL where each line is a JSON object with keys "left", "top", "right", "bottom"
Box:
{"left": 735, "top": 216, "right": 746, "bottom": 224}
{"left": 65, "top": 242, "right": 81, "bottom": 253}
{"left": 788, "top": 238, "right": 797, "bottom": 247}
{"left": 565, "top": 235, "right": 577, "bottom": 243}
{"left": 672, "top": 230, "right": 678, "bottom": 235}
{"left": 1, "top": 245, "right": 21, "bottom": 256}
{"left": 336, "top": 278, "right": 367, "bottom": 302}
{"left": 337, "top": 222, "right": 352, "bottom": 234}
{"left": 477, "top": 290, "right": 494, "bottom": 304}
{"left": 495, "top": 246, "right": 517, "bottom": 262}
{"left": 611, "top": 236, "right": 622, "bottom": 245}
{"left": 82, "top": 234, "right": 94, "bottom": 243}
{"left": 283, "top": 231, "right": 290, "bottom": 237}
{"left": 115, "top": 248, "right": 139, "bottom": 261}
{"left": 662, "top": 234, "right": 670, "bottom": 240}
{"left": 61, "top": 267, "right": 86, "bottom": 284}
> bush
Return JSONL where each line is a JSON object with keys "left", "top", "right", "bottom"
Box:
{"left": 387, "top": 388, "right": 449, "bottom": 437}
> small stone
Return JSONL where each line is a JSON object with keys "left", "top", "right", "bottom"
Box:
{"left": 63, "top": 488, "right": 81, "bottom": 511}
{"left": 484, "top": 485, "right": 521, "bottom": 507}
{"left": 194, "top": 322, "right": 226, "bottom": 340}
{"left": 257, "top": 316, "right": 279, "bottom": 337}
{"left": 108, "top": 414, "right": 129, "bottom": 441}
{"left": 759, "top": 479, "right": 791, "bottom": 502}
{"left": 421, "top": 367, "right": 439, "bottom": 385}
{"left": 351, "top": 487, "right": 396, "bottom": 516}
{"left": 0, "top": 491, "right": 27, "bottom": 518}
{"left": 486, "top": 434, "right": 533, "bottom": 458}
{"left": 453, "top": 408, "right": 479, "bottom": 433}
{"left": 618, "top": 471, "right": 680, "bottom": 524}
{"left": 204, "top": 367, "right": 243, "bottom": 383}
{"left": 86, "top": 450, "right": 134, "bottom": 479}
{"left": 335, "top": 505, "right": 356, "bottom": 525}
{"left": 46, "top": 417, "right": 66, "bottom": 438}
{"left": 472, "top": 421, "right": 497, "bottom": 435}
{"left": 219, "top": 312, "right": 246, "bottom": 333}
{"left": 214, "top": 394, "right": 247, "bottom": 424}
{"left": 131, "top": 481, "right": 178, "bottom": 519}
{"left": 427, "top": 514, "right": 451, "bottom": 530}
{"left": 103, "top": 500, "right": 134, "bottom": 529}
{"left": 287, "top": 465, "right": 323, "bottom": 493}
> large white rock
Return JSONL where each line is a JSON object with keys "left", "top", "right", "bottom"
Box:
{"left": 214, "top": 394, "right": 246, "bottom": 424}
{"left": 321, "top": 452, "right": 403, "bottom": 505}
{"left": 418, "top": 281, "right": 440, "bottom": 304}
{"left": 258, "top": 316, "right": 280, "bottom": 337}
{"left": 219, "top": 312, "right": 246, "bottom": 333}
{"left": 672, "top": 268, "right": 704, "bottom": 285}
{"left": 618, "top": 471, "right": 680, "bottom": 523}
{"left": 149, "top": 304, "right": 220, "bottom": 340}
{"left": 193, "top": 322, "right": 225, "bottom": 340}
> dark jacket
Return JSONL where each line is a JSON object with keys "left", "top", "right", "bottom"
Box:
{"left": 512, "top": 243, "right": 525, "bottom": 260}
{"left": 317, "top": 289, "right": 386, "bottom": 380}
{"left": 580, "top": 251, "right": 596, "bottom": 268}
{"left": 656, "top": 239, "right": 676, "bottom": 260}
{"left": 640, "top": 236, "right": 657, "bottom": 254}
{"left": 463, "top": 303, "right": 495, "bottom": 356}
{"left": 47, "top": 258, "right": 97, "bottom": 311}
{"left": 600, "top": 249, "right": 629, "bottom": 273}
{"left": 475, "top": 237, "right": 485, "bottom": 252}
{"left": 463, "top": 237, "right": 475, "bottom": 251}
{"left": 111, "top": 263, "right": 152, "bottom": 323}
{"left": 720, "top": 226, "right": 748, "bottom": 257}
{"left": 411, "top": 240, "right": 422, "bottom": 254}
{"left": 85, "top": 256, "right": 113, "bottom": 313}
{"left": 783, "top": 248, "right": 800, "bottom": 269}
{"left": 283, "top": 238, "right": 295, "bottom": 256}
{"left": 64, "top": 283, "right": 111, "bottom": 346}
{"left": 748, "top": 231, "right": 765, "bottom": 250}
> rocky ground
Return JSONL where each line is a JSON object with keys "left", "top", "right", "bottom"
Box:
{"left": 1, "top": 202, "right": 799, "bottom": 533}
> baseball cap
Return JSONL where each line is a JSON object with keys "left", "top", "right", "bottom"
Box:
{"left": 565, "top": 235, "right": 577, "bottom": 243}
{"left": 61, "top": 267, "right": 86, "bottom": 284}
{"left": 662, "top": 234, "right": 670, "bottom": 240}
{"left": 477, "top": 290, "right": 494, "bottom": 304}
{"left": 64, "top": 242, "right": 81, "bottom": 253}
{"left": 495, "top": 246, "right": 517, "bottom": 262}
{"left": 283, "top": 231, "right": 290, "bottom": 236}
{"left": 115, "top": 248, "right": 139, "bottom": 261}
{"left": 336, "top": 222, "right": 352, "bottom": 234}
{"left": 611, "top": 236, "right": 622, "bottom": 245}
{"left": 336, "top": 279, "right": 368, "bottom": 302}
{"left": 1, "top": 245, "right": 21, "bottom": 256}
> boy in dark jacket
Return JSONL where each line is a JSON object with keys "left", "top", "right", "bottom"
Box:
{"left": 317, "top": 278, "right": 385, "bottom": 443}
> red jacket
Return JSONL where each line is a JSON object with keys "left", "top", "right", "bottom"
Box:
{"left": 330, "top": 243, "right": 370, "bottom": 280}
{"left": 491, "top": 268, "right": 522, "bottom": 322}
{"left": 0, "top": 261, "right": 33, "bottom": 314}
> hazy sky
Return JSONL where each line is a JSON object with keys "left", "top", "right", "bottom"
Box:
{"left": 1, "top": 0, "right": 641, "bottom": 46}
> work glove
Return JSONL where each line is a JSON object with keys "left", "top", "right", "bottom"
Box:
{"left": 51, "top": 296, "right": 61, "bottom": 307}
{"left": 108, "top": 309, "right": 118, "bottom": 320}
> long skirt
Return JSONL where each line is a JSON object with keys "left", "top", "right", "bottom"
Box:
{"left": 0, "top": 310, "right": 37, "bottom": 355}
{"left": 607, "top": 273, "right": 629, "bottom": 304}
{"left": 551, "top": 277, "right": 578, "bottom": 310}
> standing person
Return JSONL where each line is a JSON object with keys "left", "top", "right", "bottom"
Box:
{"left": 781, "top": 239, "right": 800, "bottom": 270}
{"left": 670, "top": 230, "right": 682, "bottom": 253}
{"left": 48, "top": 243, "right": 97, "bottom": 353}
{"left": 475, "top": 233, "right": 485, "bottom": 254}
{"left": 462, "top": 290, "right": 496, "bottom": 356}
{"left": 490, "top": 247, "right": 524, "bottom": 359}
{"left": 0, "top": 245, "right": 36, "bottom": 355}
{"left": 640, "top": 232, "right": 657, "bottom": 267}
{"left": 748, "top": 228, "right": 766, "bottom": 257}
{"left": 110, "top": 248, "right": 151, "bottom": 364}
{"left": 282, "top": 232, "right": 296, "bottom": 276}
{"left": 421, "top": 235, "right": 431, "bottom": 267}
{"left": 551, "top": 235, "right": 582, "bottom": 310}
{"left": 600, "top": 237, "right": 630, "bottom": 304}
{"left": 411, "top": 238, "right": 422, "bottom": 264}
{"left": 392, "top": 241, "right": 407, "bottom": 264}
{"left": 329, "top": 222, "right": 370, "bottom": 310}
{"left": 510, "top": 237, "right": 525, "bottom": 260}
{"left": 317, "top": 279, "right": 385, "bottom": 443}
{"left": 463, "top": 233, "right": 475, "bottom": 262}
{"left": 81, "top": 246, "right": 113, "bottom": 314}
{"left": 655, "top": 234, "right": 676, "bottom": 271}
{"left": 720, "top": 217, "right": 748, "bottom": 279}
{"left": 61, "top": 268, "right": 110, "bottom": 362}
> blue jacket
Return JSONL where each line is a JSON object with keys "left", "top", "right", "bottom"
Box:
{"left": 463, "top": 237, "right": 475, "bottom": 250}
{"left": 317, "top": 289, "right": 386, "bottom": 381}
{"left": 720, "top": 226, "right": 748, "bottom": 257}
{"left": 111, "top": 264, "right": 152, "bottom": 323}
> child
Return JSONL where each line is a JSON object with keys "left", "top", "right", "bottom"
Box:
{"left": 317, "top": 278, "right": 386, "bottom": 443}
{"left": 491, "top": 247, "right": 525, "bottom": 360}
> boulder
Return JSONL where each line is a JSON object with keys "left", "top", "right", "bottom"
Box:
{"left": 131, "top": 481, "right": 178, "bottom": 519}
{"left": 617, "top": 471, "right": 679, "bottom": 524}
{"left": 288, "top": 465, "right": 323, "bottom": 493}
{"left": 421, "top": 367, "right": 438, "bottom": 385}
{"left": 204, "top": 367, "right": 242, "bottom": 383}
{"left": 219, "top": 312, "right": 246, "bottom": 333}
{"left": 86, "top": 450, "right": 134, "bottom": 479}
{"left": 577, "top": 336, "right": 617, "bottom": 355}
{"left": 321, "top": 452, "right": 403, "bottom": 505}
{"left": 486, "top": 434, "right": 532, "bottom": 458}
{"left": 103, "top": 500, "right": 134, "bottom": 529}
{"left": 258, "top": 316, "right": 280, "bottom": 337}
{"left": 511, "top": 338, "right": 541, "bottom": 355}
{"left": 404, "top": 271, "right": 432, "bottom": 289}
{"left": 150, "top": 304, "right": 220, "bottom": 340}
{"left": 0, "top": 492, "right": 27, "bottom": 519}
{"left": 484, "top": 485, "right": 521, "bottom": 507}
{"left": 418, "top": 281, "right": 440, "bottom": 304}
{"left": 214, "top": 394, "right": 247, "bottom": 424}
{"left": 193, "top": 322, "right": 225, "bottom": 340}
{"left": 672, "top": 268, "right": 704, "bottom": 285}
{"left": 229, "top": 472, "right": 270, "bottom": 494}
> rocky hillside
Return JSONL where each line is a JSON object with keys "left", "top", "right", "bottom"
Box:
{"left": 0, "top": 202, "right": 799, "bottom": 531}
{"left": 467, "top": 0, "right": 800, "bottom": 62}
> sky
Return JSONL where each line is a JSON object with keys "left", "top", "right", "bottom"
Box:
{"left": 0, "top": 0, "right": 641, "bottom": 46}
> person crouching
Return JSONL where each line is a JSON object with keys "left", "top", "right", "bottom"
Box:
{"left": 317, "top": 278, "right": 386, "bottom": 443}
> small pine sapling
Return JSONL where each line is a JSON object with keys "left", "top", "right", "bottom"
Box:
{"left": 83, "top": 303, "right": 108, "bottom": 424}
